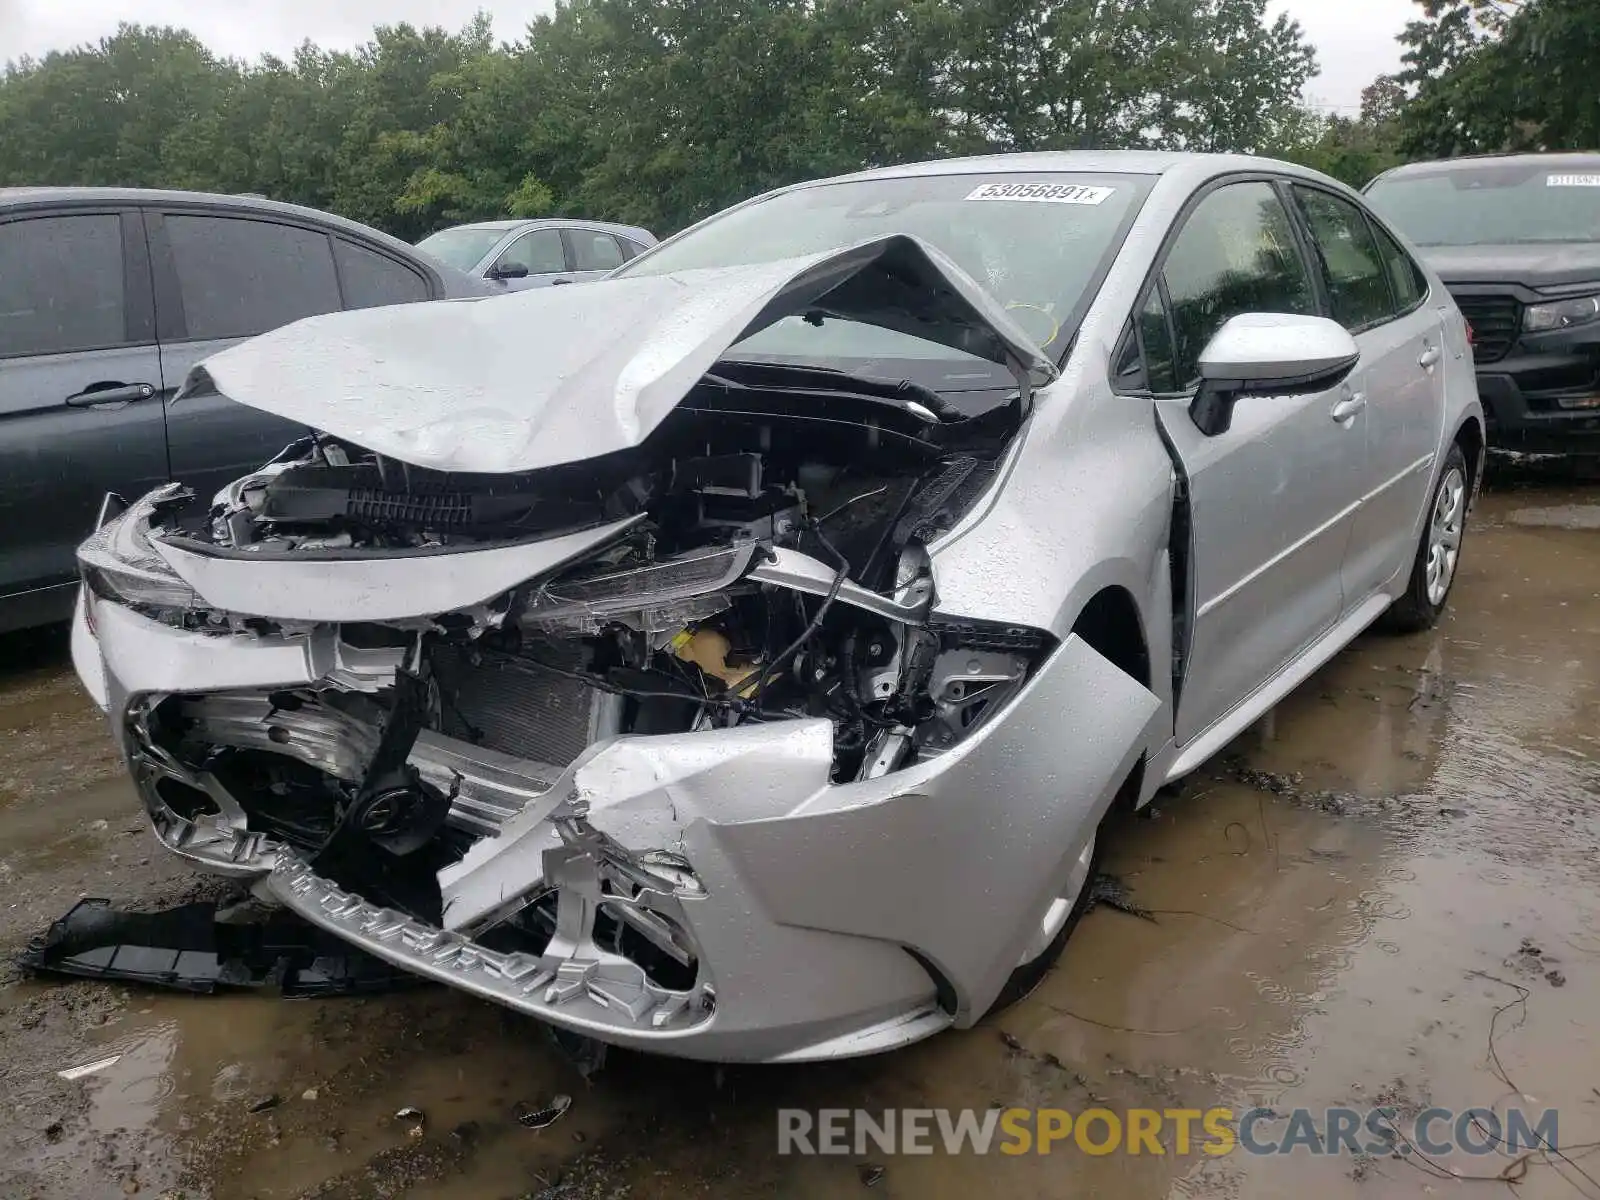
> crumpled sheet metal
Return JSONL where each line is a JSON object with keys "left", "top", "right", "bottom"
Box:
{"left": 193, "top": 235, "right": 1053, "bottom": 475}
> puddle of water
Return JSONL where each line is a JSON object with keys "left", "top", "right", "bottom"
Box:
{"left": 1507, "top": 503, "right": 1600, "bottom": 531}
{"left": 82, "top": 1019, "right": 181, "bottom": 1135}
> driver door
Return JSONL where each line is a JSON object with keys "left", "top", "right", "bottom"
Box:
{"left": 490, "top": 227, "right": 573, "bottom": 290}
{"left": 1137, "top": 179, "right": 1369, "bottom": 746}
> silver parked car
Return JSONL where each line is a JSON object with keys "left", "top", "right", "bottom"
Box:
{"left": 72, "top": 153, "right": 1482, "bottom": 1063}
{"left": 415, "top": 217, "right": 657, "bottom": 289}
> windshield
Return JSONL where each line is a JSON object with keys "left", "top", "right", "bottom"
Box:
{"left": 617, "top": 172, "right": 1150, "bottom": 385}
{"left": 1367, "top": 163, "right": 1600, "bottom": 246}
{"left": 415, "top": 227, "right": 507, "bottom": 272}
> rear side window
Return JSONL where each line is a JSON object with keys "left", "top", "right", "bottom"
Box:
{"left": 1161, "top": 181, "right": 1316, "bottom": 385}
{"left": 496, "top": 229, "right": 565, "bottom": 275}
{"left": 334, "top": 239, "right": 431, "bottom": 308}
{"left": 1373, "top": 225, "right": 1428, "bottom": 313}
{"left": 573, "top": 231, "right": 626, "bottom": 271}
{"left": 1292, "top": 187, "right": 1394, "bottom": 331}
{"left": 0, "top": 214, "right": 127, "bottom": 358}
{"left": 165, "top": 215, "right": 341, "bottom": 340}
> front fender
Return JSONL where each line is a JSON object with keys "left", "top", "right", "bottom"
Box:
{"left": 713, "top": 633, "right": 1158, "bottom": 1022}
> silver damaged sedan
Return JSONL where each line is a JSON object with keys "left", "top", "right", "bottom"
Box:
{"left": 72, "top": 153, "right": 1483, "bottom": 1062}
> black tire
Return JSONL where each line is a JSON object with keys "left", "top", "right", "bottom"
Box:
{"left": 987, "top": 760, "right": 1144, "bottom": 1016}
{"left": 1385, "top": 443, "right": 1470, "bottom": 634}
{"left": 987, "top": 829, "right": 1106, "bottom": 1014}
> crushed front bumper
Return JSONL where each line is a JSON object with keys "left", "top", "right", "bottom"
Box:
{"left": 76, "top": 584, "right": 1155, "bottom": 1062}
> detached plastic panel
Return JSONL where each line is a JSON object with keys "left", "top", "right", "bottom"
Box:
{"left": 18, "top": 898, "right": 420, "bottom": 996}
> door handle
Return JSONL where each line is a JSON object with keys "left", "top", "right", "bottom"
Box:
{"left": 550, "top": 277, "right": 575, "bottom": 286}
{"left": 1418, "top": 346, "right": 1442, "bottom": 369}
{"left": 1331, "top": 393, "right": 1367, "bottom": 423}
{"left": 65, "top": 383, "right": 156, "bottom": 408}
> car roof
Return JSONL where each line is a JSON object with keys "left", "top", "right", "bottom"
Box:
{"left": 738, "top": 151, "right": 1351, "bottom": 213}
{"left": 426, "top": 217, "right": 658, "bottom": 242}
{"left": 830, "top": 150, "right": 1326, "bottom": 187}
{"left": 0, "top": 185, "right": 427, "bottom": 257}
{"left": 1377, "top": 151, "right": 1600, "bottom": 178}
{"left": 434, "top": 219, "right": 528, "bottom": 233}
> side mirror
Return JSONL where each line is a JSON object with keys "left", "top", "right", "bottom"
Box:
{"left": 1190, "top": 313, "right": 1360, "bottom": 437}
{"left": 489, "top": 262, "right": 530, "bottom": 280}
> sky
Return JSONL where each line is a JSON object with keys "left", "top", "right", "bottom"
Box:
{"left": 0, "top": 0, "right": 1413, "bottom": 111}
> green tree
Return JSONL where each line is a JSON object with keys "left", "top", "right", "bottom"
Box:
{"left": 0, "top": 25, "right": 237, "bottom": 187}
{"left": 1396, "top": 0, "right": 1600, "bottom": 157}
{"left": 940, "top": 0, "right": 1315, "bottom": 153}
{"left": 0, "top": 1, "right": 1330, "bottom": 239}
{"left": 1276, "top": 80, "right": 1408, "bottom": 188}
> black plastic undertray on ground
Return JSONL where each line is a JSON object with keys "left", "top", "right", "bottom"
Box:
{"left": 18, "top": 897, "right": 421, "bottom": 996}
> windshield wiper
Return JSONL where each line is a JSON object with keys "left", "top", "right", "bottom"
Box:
{"left": 710, "top": 358, "right": 967, "bottom": 422}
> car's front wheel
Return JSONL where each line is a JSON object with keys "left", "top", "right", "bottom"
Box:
{"left": 987, "top": 827, "right": 1102, "bottom": 1014}
{"left": 1386, "top": 443, "right": 1470, "bottom": 633}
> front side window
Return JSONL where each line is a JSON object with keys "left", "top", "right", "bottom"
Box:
{"left": 166, "top": 215, "right": 341, "bottom": 340}
{"left": 0, "top": 214, "right": 127, "bottom": 358}
{"left": 1161, "top": 181, "right": 1316, "bottom": 386}
{"left": 1293, "top": 187, "right": 1394, "bottom": 331}
{"left": 1366, "top": 161, "right": 1600, "bottom": 246}
{"left": 618, "top": 172, "right": 1152, "bottom": 376}
{"left": 496, "top": 229, "right": 566, "bottom": 275}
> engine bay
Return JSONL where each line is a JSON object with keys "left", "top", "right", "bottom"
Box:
{"left": 130, "top": 366, "right": 1053, "bottom": 970}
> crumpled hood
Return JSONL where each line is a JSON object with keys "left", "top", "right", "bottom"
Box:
{"left": 187, "top": 235, "right": 1055, "bottom": 474}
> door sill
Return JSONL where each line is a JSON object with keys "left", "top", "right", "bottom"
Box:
{"left": 1163, "top": 591, "right": 1392, "bottom": 784}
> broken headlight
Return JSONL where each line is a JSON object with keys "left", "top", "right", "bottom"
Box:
{"left": 77, "top": 484, "right": 202, "bottom": 621}
{"left": 519, "top": 543, "right": 760, "bottom": 634}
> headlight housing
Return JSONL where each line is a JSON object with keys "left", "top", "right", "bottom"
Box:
{"left": 1524, "top": 293, "right": 1600, "bottom": 334}
{"left": 77, "top": 484, "right": 202, "bottom": 622}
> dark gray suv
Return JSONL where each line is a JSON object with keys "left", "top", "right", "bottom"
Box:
{"left": 1366, "top": 154, "right": 1600, "bottom": 453}
{"left": 0, "top": 188, "right": 492, "bottom": 632}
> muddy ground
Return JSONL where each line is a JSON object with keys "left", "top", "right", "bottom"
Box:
{"left": 0, "top": 457, "right": 1596, "bottom": 1200}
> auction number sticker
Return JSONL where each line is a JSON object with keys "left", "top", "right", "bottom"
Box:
{"left": 1547, "top": 174, "right": 1600, "bottom": 187}
{"left": 966, "top": 181, "right": 1114, "bottom": 205}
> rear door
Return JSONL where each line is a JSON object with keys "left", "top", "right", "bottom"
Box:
{"left": 0, "top": 207, "right": 168, "bottom": 626}
{"left": 1289, "top": 185, "right": 1445, "bottom": 604}
{"left": 149, "top": 208, "right": 339, "bottom": 502}
{"left": 1141, "top": 179, "right": 1368, "bottom": 746}
{"left": 150, "top": 209, "right": 436, "bottom": 503}
{"left": 566, "top": 227, "right": 629, "bottom": 282}
{"left": 487, "top": 227, "right": 571, "bottom": 289}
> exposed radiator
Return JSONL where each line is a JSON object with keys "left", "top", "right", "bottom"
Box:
{"left": 431, "top": 643, "right": 613, "bottom": 767}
